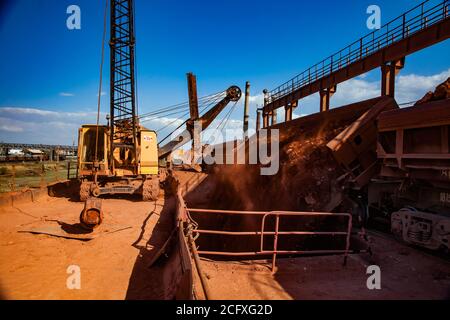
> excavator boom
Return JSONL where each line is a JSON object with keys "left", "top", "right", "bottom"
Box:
{"left": 158, "top": 85, "right": 241, "bottom": 159}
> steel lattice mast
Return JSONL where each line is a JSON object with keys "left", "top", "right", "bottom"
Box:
{"left": 109, "top": 0, "right": 137, "bottom": 172}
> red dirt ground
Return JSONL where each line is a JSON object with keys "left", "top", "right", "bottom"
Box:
{"left": 0, "top": 185, "right": 449, "bottom": 299}
{"left": 197, "top": 233, "right": 450, "bottom": 300}
{"left": 0, "top": 193, "right": 169, "bottom": 299}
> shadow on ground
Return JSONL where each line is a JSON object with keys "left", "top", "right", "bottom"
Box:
{"left": 125, "top": 192, "right": 179, "bottom": 300}
{"left": 47, "top": 180, "right": 80, "bottom": 202}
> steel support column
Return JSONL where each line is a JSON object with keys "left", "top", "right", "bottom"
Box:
{"left": 271, "top": 110, "right": 277, "bottom": 126}
{"left": 262, "top": 112, "right": 269, "bottom": 128}
{"left": 285, "top": 101, "right": 298, "bottom": 122}
{"left": 256, "top": 109, "right": 261, "bottom": 131}
{"left": 187, "top": 73, "right": 199, "bottom": 120}
{"left": 263, "top": 89, "right": 270, "bottom": 128}
{"left": 381, "top": 58, "right": 405, "bottom": 97}
{"left": 243, "top": 81, "right": 250, "bottom": 139}
{"left": 187, "top": 73, "right": 200, "bottom": 164}
{"left": 319, "top": 85, "right": 336, "bottom": 112}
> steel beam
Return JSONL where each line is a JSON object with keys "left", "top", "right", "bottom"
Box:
{"left": 187, "top": 73, "right": 200, "bottom": 164}
{"left": 187, "top": 72, "right": 199, "bottom": 120}
{"left": 271, "top": 110, "right": 277, "bottom": 125}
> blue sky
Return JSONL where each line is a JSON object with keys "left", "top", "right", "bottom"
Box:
{"left": 0, "top": 0, "right": 449, "bottom": 145}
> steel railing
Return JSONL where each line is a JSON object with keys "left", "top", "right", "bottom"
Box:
{"left": 187, "top": 208, "right": 353, "bottom": 272}
{"left": 267, "top": 0, "right": 449, "bottom": 104}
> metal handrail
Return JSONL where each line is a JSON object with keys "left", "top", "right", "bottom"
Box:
{"left": 267, "top": 0, "right": 449, "bottom": 104}
{"left": 188, "top": 208, "right": 353, "bottom": 272}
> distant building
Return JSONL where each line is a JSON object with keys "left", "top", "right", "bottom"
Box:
{"left": 25, "top": 149, "right": 44, "bottom": 156}
{"left": 8, "top": 149, "right": 24, "bottom": 156}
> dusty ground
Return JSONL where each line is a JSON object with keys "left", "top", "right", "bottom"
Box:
{"left": 1, "top": 192, "right": 449, "bottom": 300}
{"left": 198, "top": 233, "right": 450, "bottom": 300}
{"left": 0, "top": 170, "right": 210, "bottom": 300}
{"left": 0, "top": 169, "right": 449, "bottom": 300}
{"left": 0, "top": 193, "right": 171, "bottom": 300}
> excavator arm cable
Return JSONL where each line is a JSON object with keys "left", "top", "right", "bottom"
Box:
{"left": 139, "top": 90, "right": 226, "bottom": 120}
{"left": 156, "top": 93, "right": 224, "bottom": 144}
{"left": 157, "top": 119, "right": 190, "bottom": 146}
{"left": 140, "top": 108, "right": 191, "bottom": 123}
{"left": 139, "top": 101, "right": 191, "bottom": 119}
{"left": 217, "top": 101, "right": 239, "bottom": 133}
{"left": 94, "top": 0, "right": 109, "bottom": 162}
{"left": 199, "top": 92, "right": 227, "bottom": 117}
{"left": 140, "top": 91, "right": 226, "bottom": 142}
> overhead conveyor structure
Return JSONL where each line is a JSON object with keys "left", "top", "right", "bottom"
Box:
{"left": 261, "top": 0, "right": 450, "bottom": 127}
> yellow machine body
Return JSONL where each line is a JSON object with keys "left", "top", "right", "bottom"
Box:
{"left": 77, "top": 125, "right": 109, "bottom": 176}
{"left": 139, "top": 130, "right": 159, "bottom": 175}
{"left": 76, "top": 124, "right": 160, "bottom": 201}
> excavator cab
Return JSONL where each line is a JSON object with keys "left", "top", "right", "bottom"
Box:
{"left": 77, "top": 124, "right": 160, "bottom": 202}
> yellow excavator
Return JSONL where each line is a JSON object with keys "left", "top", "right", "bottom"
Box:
{"left": 77, "top": 0, "right": 241, "bottom": 202}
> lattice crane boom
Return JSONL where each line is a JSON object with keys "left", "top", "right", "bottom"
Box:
{"left": 109, "top": 0, "right": 138, "bottom": 173}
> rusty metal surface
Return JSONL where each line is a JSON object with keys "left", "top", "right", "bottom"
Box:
{"left": 378, "top": 98, "right": 450, "bottom": 131}
{"left": 173, "top": 221, "right": 194, "bottom": 300}
{"left": 327, "top": 96, "right": 399, "bottom": 188}
{"left": 377, "top": 99, "right": 450, "bottom": 175}
{"left": 369, "top": 98, "right": 450, "bottom": 220}
{"left": 243, "top": 81, "right": 250, "bottom": 138}
{"left": 187, "top": 73, "right": 199, "bottom": 121}
{"left": 271, "top": 97, "right": 383, "bottom": 131}
{"left": 80, "top": 198, "right": 104, "bottom": 229}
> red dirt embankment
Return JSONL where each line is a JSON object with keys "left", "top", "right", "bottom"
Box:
{"left": 185, "top": 99, "right": 384, "bottom": 255}
{"left": 208, "top": 98, "right": 383, "bottom": 213}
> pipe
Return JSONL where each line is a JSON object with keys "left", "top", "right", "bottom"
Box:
{"left": 80, "top": 198, "right": 103, "bottom": 230}
{"left": 243, "top": 81, "right": 250, "bottom": 139}
{"left": 256, "top": 109, "right": 261, "bottom": 132}
{"left": 193, "top": 229, "right": 348, "bottom": 236}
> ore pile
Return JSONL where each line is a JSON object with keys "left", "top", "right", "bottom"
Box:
{"left": 210, "top": 121, "right": 351, "bottom": 213}
{"left": 415, "top": 77, "right": 450, "bottom": 105}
